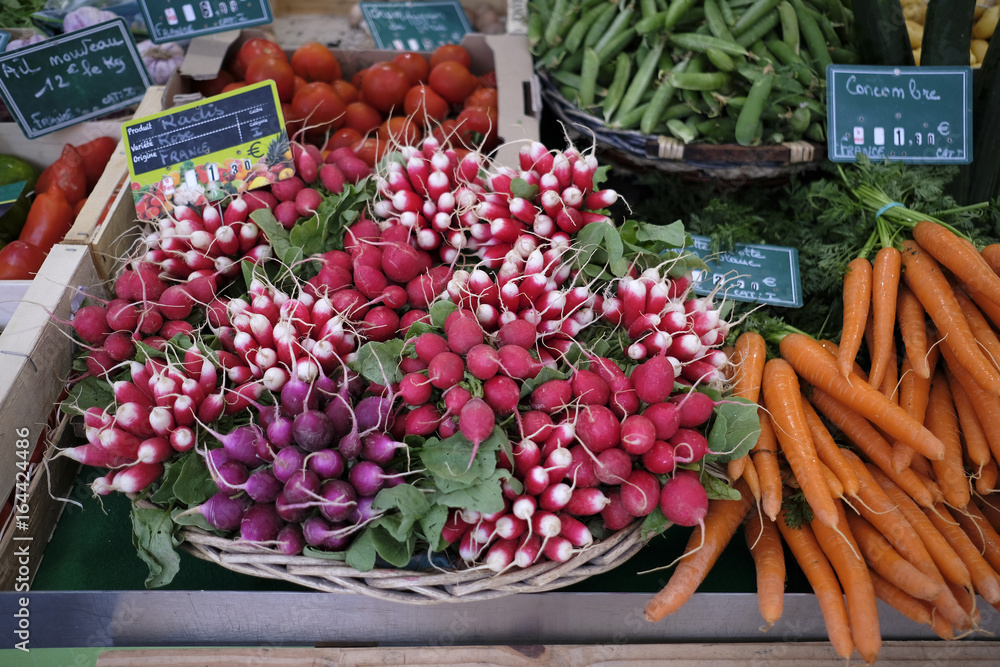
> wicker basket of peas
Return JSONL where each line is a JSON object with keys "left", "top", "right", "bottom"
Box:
{"left": 531, "top": 0, "right": 856, "bottom": 178}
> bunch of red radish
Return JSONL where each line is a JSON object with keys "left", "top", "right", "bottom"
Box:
{"left": 61, "top": 128, "right": 739, "bottom": 576}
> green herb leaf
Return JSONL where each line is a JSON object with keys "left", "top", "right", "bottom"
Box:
{"left": 251, "top": 208, "right": 302, "bottom": 268}
{"left": 419, "top": 427, "right": 503, "bottom": 492}
{"left": 62, "top": 374, "right": 116, "bottom": 417}
{"left": 702, "top": 473, "right": 743, "bottom": 501}
{"left": 288, "top": 212, "right": 326, "bottom": 258}
{"left": 172, "top": 451, "right": 218, "bottom": 506}
{"left": 170, "top": 507, "right": 217, "bottom": 531}
{"left": 518, "top": 365, "right": 568, "bottom": 398}
{"left": 369, "top": 521, "right": 415, "bottom": 567}
{"left": 420, "top": 504, "right": 451, "bottom": 551}
{"left": 706, "top": 396, "right": 760, "bottom": 463}
{"left": 130, "top": 505, "right": 182, "bottom": 589}
{"left": 635, "top": 220, "right": 687, "bottom": 247}
{"left": 149, "top": 458, "right": 185, "bottom": 505}
{"left": 510, "top": 177, "right": 540, "bottom": 201}
{"left": 430, "top": 299, "right": 458, "bottom": 328}
{"left": 302, "top": 546, "right": 349, "bottom": 561}
{"left": 345, "top": 529, "right": 378, "bottom": 571}
{"left": 640, "top": 507, "right": 671, "bottom": 540}
{"left": 432, "top": 469, "right": 508, "bottom": 514}
{"left": 781, "top": 491, "right": 814, "bottom": 529}
{"left": 351, "top": 339, "right": 405, "bottom": 386}
{"left": 373, "top": 483, "right": 430, "bottom": 541}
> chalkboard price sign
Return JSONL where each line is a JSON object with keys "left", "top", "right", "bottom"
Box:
{"left": 0, "top": 31, "right": 9, "bottom": 53}
{"left": 121, "top": 81, "right": 294, "bottom": 221}
{"left": 686, "top": 235, "right": 803, "bottom": 308}
{"left": 827, "top": 65, "right": 973, "bottom": 164}
{"left": 361, "top": 0, "right": 471, "bottom": 51}
{"left": 138, "top": 0, "right": 273, "bottom": 44}
{"left": 0, "top": 19, "right": 150, "bottom": 139}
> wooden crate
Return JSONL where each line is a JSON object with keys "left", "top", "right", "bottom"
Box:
{"left": 268, "top": 0, "right": 505, "bottom": 18}
{"left": 0, "top": 243, "right": 105, "bottom": 555}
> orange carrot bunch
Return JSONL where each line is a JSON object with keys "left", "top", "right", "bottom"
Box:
{"left": 644, "top": 223, "right": 1000, "bottom": 664}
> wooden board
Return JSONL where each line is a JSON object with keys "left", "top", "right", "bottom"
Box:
{"left": 0, "top": 244, "right": 104, "bottom": 509}
{"left": 94, "top": 642, "right": 1000, "bottom": 666}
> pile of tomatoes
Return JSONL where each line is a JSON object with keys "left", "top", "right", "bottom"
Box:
{"left": 196, "top": 37, "right": 500, "bottom": 165}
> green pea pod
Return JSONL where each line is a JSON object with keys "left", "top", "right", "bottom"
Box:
{"left": 705, "top": 0, "right": 737, "bottom": 41}
{"left": 725, "top": 96, "right": 747, "bottom": 117}
{"left": 797, "top": 2, "right": 841, "bottom": 48}
{"left": 603, "top": 53, "right": 634, "bottom": 122}
{"left": 562, "top": 48, "right": 586, "bottom": 73}
{"left": 751, "top": 39, "right": 777, "bottom": 66}
{"left": 805, "top": 120, "right": 825, "bottom": 142}
{"left": 639, "top": 56, "right": 689, "bottom": 133}
{"left": 593, "top": 4, "right": 635, "bottom": 55}
{"left": 830, "top": 47, "right": 861, "bottom": 65}
{"left": 613, "top": 37, "right": 667, "bottom": 126}
{"left": 664, "top": 0, "right": 700, "bottom": 32}
{"left": 788, "top": 105, "right": 811, "bottom": 133}
{"left": 614, "top": 102, "right": 651, "bottom": 130}
{"left": 549, "top": 69, "right": 585, "bottom": 89}
{"left": 536, "top": 44, "right": 567, "bottom": 70}
{"left": 583, "top": 3, "right": 619, "bottom": 50}
{"left": 731, "top": 0, "right": 782, "bottom": 35}
{"left": 777, "top": 1, "right": 799, "bottom": 54}
{"left": 735, "top": 70, "right": 774, "bottom": 145}
{"left": 706, "top": 47, "right": 737, "bottom": 71}
{"left": 578, "top": 47, "right": 601, "bottom": 109}
{"left": 735, "top": 9, "right": 781, "bottom": 47}
{"left": 697, "top": 116, "right": 736, "bottom": 142}
{"left": 640, "top": 0, "right": 660, "bottom": 20}
{"left": 565, "top": 2, "right": 614, "bottom": 54}
{"left": 528, "top": 11, "right": 545, "bottom": 53}
{"left": 670, "top": 32, "right": 749, "bottom": 56}
{"left": 719, "top": 0, "right": 736, "bottom": 26}
{"left": 668, "top": 71, "right": 731, "bottom": 90}
{"left": 544, "top": 0, "right": 574, "bottom": 47}
{"left": 792, "top": 0, "right": 831, "bottom": 71}
{"left": 637, "top": 11, "right": 668, "bottom": 35}
{"left": 597, "top": 27, "right": 638, "bottom": 63}
{"left": 667, "top": 118, "right": 698, "bottom": 143}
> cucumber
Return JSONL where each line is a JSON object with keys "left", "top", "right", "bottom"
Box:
{"left": 954, "top": 32, "right": 1000, "bottom": 203}
{"left": 920, "top": 0, "right": 976, "bottom": 67}
{"left": 849, "top": 0, "right": 915, "bottom": 66}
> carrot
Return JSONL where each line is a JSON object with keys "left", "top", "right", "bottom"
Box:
{"left": 976, "top": 459, "right": 998, "bottom": 495}
{"left": 945, "top": 366, "right": 992, "bottom": 472}
{"left": 981, "top": 243, "right": 1000, "bottom": 275}
{"left": 938, "top": 342, "right": 1000, "bottom": 464}
{"left": 945, "top": 579, "right": 982, "bottom": 628}
{"left": 776, "top": 509, "right": 854, "bottom": 659}
{"left": 953, "top": 501, "right": 1000, "bottom": 577}
{"left": 741, "top": 455, "right": 762, "bottom": 503}
{"left": 954, "top": 287, "right": 1000, "bottom": 374}
{"left": 811, "top": 501, "right": 881, "bottom": 664}
{"left": 896, "top": 284, "right": 930, "bottom": 379}
{"left": 879, "top": 335, "right": 900, "bottom": 404}
{"left": 779, "top": 333, "right": 946, "bottom": 461}
{"left": 727, "top": 332, "right": 767, "bottom": 482}
{"left": 900, "top": 239, "right": 1000, "bottom": 396}
{"left": 868, "top": 246, "right": 902, "bottom": 389}
{"left": 975, "top": 494, "right": 1000, "bottom": 535}
{"left": 912, "top": 220, "right": 1000, "bottom": 308}
{"left": 643, "top": 478, "right": 754, "bottom": 622}
{"left": 924, "top": 503, "right": 1000, "bottom": 604}
{"left": 838, "top": 257, "right": 873, "bottom": 379}
{"left": 844, "top": 512, "right": 941, "bottom": 601}
{"left": 744, "top": 513, "right": 785, "bottom": 629}
{"left": 809, "top": 389, "right": 939, "bottom": 509}
{"left": 962, "top": 279, "right": 1000, "bottom": 331}
{"left": 923, "top": 370, "right": 970, "bottom": 510}
{"left": 890, "top": 349, "right": 939, "bottom": 473}
{"left": 868, "top": 569, "right": 952, "bottom": 639}
{"left": 843, "top": 454, "right": 973, "bottom": 631}
{"left": 761, "top": 359, "right": 839, "bottom": 529}
{"left": 871, "top": 466, "right": 973, "bottom": 590}
{"left": 751, "top": 410, "right": 782, "bottom": 522}
{"left": 801, "top": 399, "right": 861, "bottom": 498}
{"left": 819, "top": 460, "right": 845, "bottom": 499}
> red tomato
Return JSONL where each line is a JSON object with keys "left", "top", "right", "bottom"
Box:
{"left": 431, "top": 118, "right": 460, "bottom": 147}
{"left": 19, "top": 190, "right": 74, "bottom": 254}
{"left": 456, "top": 106, "right": 499, "bottom": 150}
{"left": 291, "top": 82, "right": 346, "bottom": 134}
{"left": 403, "top": 84, "right": 449, "bottom": 124}
{"left": 293, "top": 75, "right": 308, "bottom": 96}
{"left": 430, "top": 44, "right": 472, "bottom": 70}
{"left": 0, "top": 241, "right": 46, "bottom": 279}
{"left": 361, "top": 62, "right": 410, "bottom": 114}
{"left": 378, "top": 116, "right": 422, "bottom": 147}
{"left": 232, "top": 37, "right": 286, "bottom": 79}
{"left": 75, "top": 136, "right": 117, "bottom": 191}
{"left": 323, "top": 128, "right": 363, "bottom": 152}
{"left": 464, "top": 87, "right": 498, "bottom": 113}
{"left": 353, "top": 137, "right": 384, "bottom": 168}
{"left": 428, "top": 61, "right": 476, "bottom": 106}
{"left": 343, "top": 101, "right": 383, "bottom": 135}
{"left": 392, "top": 52, "right": 430, "bottom": 85}
{"left": 245, "top": 56, "right": 296, "bottom": 103}
{"left": 331, "top": 79, "right": 358, "bottom": 105}
{"left": 221, "top": 81, "right": 248, "bottom": 93}
{"left": 290, "top": 42, "right": 342, "bottom": 82}
{"left": 351, "top": 67, "right": 367, "bottom": 91}
{"left": 36, "top": 144, "right": 87, "bottom": 206}
{"left": 479, "top": 71, "right": 498, "bottom": 89}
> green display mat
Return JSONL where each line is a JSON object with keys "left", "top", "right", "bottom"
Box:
{"left": 32, "top": 468, "right": 810, "bottom": 594}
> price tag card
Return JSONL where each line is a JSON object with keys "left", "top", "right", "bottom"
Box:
{"left": 0, "top": 19, "right": 150, "bottom": 139}
{"left": 0, "top": 31, "right": 9, "bottom": 52}
{"left": 121, "top": 81, "right": 293, "bottom": 222}
{"left": 0, "top": 181, "right": 28, "bottom": 218}
{"left": 827, "top": 65, "right": 972, "bottom": 164}
{"left": 138, "top": 0, "right": 273, "bottom": 44}
{"left": 686, "top": 235, "right": 802, "bottom": 308}
{"left": 361, "top": 0, "right": 471, "bottom": 51}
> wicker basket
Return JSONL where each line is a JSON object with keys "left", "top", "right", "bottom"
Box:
{"left": 540, "top": 74, "right": 826, "bottom": 182}
{"left": 137, "top": 498, "right": 651, "bottom": 603}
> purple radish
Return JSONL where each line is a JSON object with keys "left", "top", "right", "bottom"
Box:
{"left": 240, "top": 504, "right": 283, "bottom": 543}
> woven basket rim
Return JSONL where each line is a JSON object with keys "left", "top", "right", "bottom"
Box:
{"left": 538, "top": 72, "right": 826, "bottom": 177}
{"left": 135, "top": 496, "right": 655, "bottom": 603}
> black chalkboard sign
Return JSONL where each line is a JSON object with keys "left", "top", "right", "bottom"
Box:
{"left": 0, "top": 19, "right": 150, "bottom": 139}
{"left": 121, "top": 81, "right": 293, "bottom": 221}
{"left": 0, "top": 31, "right": 9, "bottom": 52}
{"left": 138, "top": 0, "right": 273, "bottom": 44}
